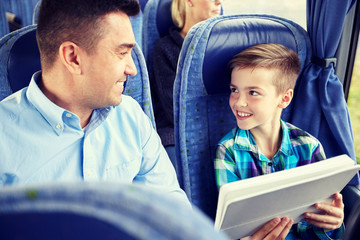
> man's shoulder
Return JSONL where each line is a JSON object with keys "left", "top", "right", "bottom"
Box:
{"left": 0, "top": 89, "right": 28, "bottom": 116}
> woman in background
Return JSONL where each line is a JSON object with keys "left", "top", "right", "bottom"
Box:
{"left": 152, "top": 0, "right": 223, "bottom": 159}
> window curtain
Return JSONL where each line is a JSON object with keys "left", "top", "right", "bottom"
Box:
{"left": 290, "top": 0, "right": 359, "bottom": 184}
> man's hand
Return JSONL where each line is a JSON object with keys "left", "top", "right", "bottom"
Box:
{"left": 241, "top": 217, "right": 293, "bottom": 240}
{"left": 304, "top": 192, "right": 344, "bottom": 230}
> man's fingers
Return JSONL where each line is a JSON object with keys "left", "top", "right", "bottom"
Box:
{"left": 252, "top": 217, "right": 281, "bottom": 240}
{"left": 264, "top": 217, "right": 293, "bottom": 240}
{"left": 252, "top": 217, "right": 293, "bottom": 240}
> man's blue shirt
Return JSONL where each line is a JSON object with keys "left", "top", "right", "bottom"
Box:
{"left": 0, "top": 71, "right": 188, "bottom": 203}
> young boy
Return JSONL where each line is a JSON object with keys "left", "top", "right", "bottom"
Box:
{"left": 214, "top": 43, "right": 344, "bottom": 239}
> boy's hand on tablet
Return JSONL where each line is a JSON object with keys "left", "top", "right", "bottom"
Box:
{"left": 304, "top": 192, "right": 344, "bottom": 230}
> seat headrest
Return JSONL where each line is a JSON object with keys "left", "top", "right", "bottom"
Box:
{"left": 156, "top": 0, "right": 173, "bottom": 38}
{"left": 8, "top": 29, "right": 41, "bottom": 92}
{"left": 203, "top": 17, "right": 307, "bottom": 95}
{"left": 139, "top": 0, "right": 148, "bottom": 12}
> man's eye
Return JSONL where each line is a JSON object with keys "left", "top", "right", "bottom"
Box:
{"left": 249, "top": 91, "right": 259, "bottom": 96}
{"left": 230, "top": 87, "right": 238, "bottom": 93}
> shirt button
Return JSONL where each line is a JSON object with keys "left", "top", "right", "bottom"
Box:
{"left": 66, "top": 113, "right": 72, "bottom": 117}
{"left": 87, "top": 170, "right": 93, "bottom": 177}
{"left": 268, "top": 162, "right": 273, "bottom": 166}
{"left": 56, "top": 124, "right": 61, "bottom": 129}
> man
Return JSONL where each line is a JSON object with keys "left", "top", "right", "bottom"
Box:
{"left": 0, "top": 0, "right": 188, "bottom": 204}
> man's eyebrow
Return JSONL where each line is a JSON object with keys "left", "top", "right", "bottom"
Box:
{"left": 116, "top": 43, "right": 136, "bottom": 50}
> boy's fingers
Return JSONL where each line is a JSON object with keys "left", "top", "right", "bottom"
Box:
{"left": 314, "top": 202, "right": 343, "bottom": 218}
{"left": 305, "top": 217, "right": 342, "bottom": 230}
{"left": 333, "top": 192, "right": 344, "bottom": 208}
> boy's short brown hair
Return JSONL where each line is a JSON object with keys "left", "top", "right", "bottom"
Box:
{"left": 228, "top": 43, "right": 301, "bottom": 93}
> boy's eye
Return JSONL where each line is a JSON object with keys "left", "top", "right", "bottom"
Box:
{"left": 249, "top": 90, "right": 259, "bottom": 96}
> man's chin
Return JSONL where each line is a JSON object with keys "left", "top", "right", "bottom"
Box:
{"left": 113, "top": 95, "right": 123, "bottom": 106}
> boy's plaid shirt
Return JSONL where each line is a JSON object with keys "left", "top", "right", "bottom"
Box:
{"left": 214, "top": 120, "right": 343, "bottom": 239}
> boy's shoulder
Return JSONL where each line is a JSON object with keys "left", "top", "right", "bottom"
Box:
{"left": 284, "top": 121, "right": 321, "bottom": 146}
{"left": 217, "top": 127, "right": 240, "bottom": 147}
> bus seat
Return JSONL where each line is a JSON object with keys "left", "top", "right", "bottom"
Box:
{"left": 3, "top": 0, "right": 39, "bottom": 27}
{"left": 0, "top": 182, "right": 230, "bottom": 240}
{"left": 142, "top": 0, "right": 224, "bottom": 78}
{"left": 32, "top": 0, "right": 40, "bottom": 24}
{"left": 142, "top": 0, "right": 172, "bottom": 77}
{"left": 0, "top": 25, "right": 39, "bottom": 100}
{"left": 139, "top": 0, "right": 148, "bottom": 12}
{"left": 130, "top": 0, "right": 148, "bottom": 49}
{"left": 0, "top": 2, "right": 10, "bottom": 38}
{"left": 173, "top": 14, "right": 312, "bottom": 219}
{"left": 0, "top": 25, "right": 156, "bottom": 128}
{"left": 343, "top": 193, "right": 360, "bottom": 240}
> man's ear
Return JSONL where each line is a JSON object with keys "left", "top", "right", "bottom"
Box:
{"left": 278, "top": 89, "right": 294, "bottom": 109}
{"left": 58, "top": 41, "right": 82, "bottom": 75}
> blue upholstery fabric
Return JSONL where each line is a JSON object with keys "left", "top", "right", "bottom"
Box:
{"left": 142, "top": 0, "right": 172, "bottom": 77}
{"left": 0, "top": 25, "right": 39, "bottom": 101}
{"left": 3, "top": 0, "right": 39, "bottom": 27}
{"left": 343, "top": 196, "right": 360, "bottom": 240}
{"left": 0, "top": 25, "right": 156, "bottom": 128}
{"left": 0, "top": 2, "right": 9, "bottom": 38}
{"left": 174, "top": 14, "right": 312, "bottom": 219}
{"left": 32, "top": 0, "right": 40, "bottom": 24}
{"left": 132, "top": 0, "right": 149, "bottom": 47}
{"left": 130, "top": 12, "right": 144, "bottom": 49}
{"left": 139, "top": 0, "right": 148, "bottom": 12}
{"left": 0, "top": 182, "right": 230, "bottom": 240}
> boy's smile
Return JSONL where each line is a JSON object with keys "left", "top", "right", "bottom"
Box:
{"left": 236, "top": 111, "right": 252, "bottom": 119}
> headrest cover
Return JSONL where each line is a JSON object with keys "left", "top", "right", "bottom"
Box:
{"left": 8, "top": 30, "right": 41, "bottom": 92}
{"left": 139, "top": 0, "right": 148, "bottom": 12}
{"left": 156, "top": 0, "right": 173, "bottom": 38}
{"left": 203, "top": 17, "right": 300, "bottom": 95}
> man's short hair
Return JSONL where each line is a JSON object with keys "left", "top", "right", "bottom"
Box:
{"left": 36, "top": 0, "right": 140, "bottom": 70}
{"left": 228, "top": 43, "right": 301, "bottom": 93}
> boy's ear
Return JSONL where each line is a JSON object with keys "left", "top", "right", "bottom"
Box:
{"left": 278, "top": 89, "right": 294, "bottom": 109}
{"left": 58, "top": 41, "right": 82, "bottom": 75}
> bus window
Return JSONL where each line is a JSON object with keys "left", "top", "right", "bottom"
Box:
{"left": 222, "top": 0, "right": 306, "bottom": 29}
{"left": 347, "top": 38, "right": 360, "bottom": 164}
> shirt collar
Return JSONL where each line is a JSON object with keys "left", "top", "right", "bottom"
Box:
{"left": 26, "top": 71, "right": 112, "bottom": 135}
{"left": 233, "top": 119, "right": 294, "bottom": 156}
{"left": 278, "top": 120, "right": 294, "bottom": 156}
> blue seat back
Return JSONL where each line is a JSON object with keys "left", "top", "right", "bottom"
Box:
{"left": 142, "top": 0, "right": 172, "bottom": 77}
{"left": 0, "top": 2, "right": 10, "bottom": 38}
{"left": 142, "top": 0, "right": 223, "bottom": 77}
{"left": 174, "top": 14, "right": 312, "bottom": 218}
{"left": 3, "top": 0, "right": 39, "bottom": 27}
{"left": 0, "top": 182, "right": 230, "bottom": 240}
{"left": 32, "top": 0, "right": 40, "bottom": 24}
{"left": 0, "top": 25, "right": 156, "bottom": 128}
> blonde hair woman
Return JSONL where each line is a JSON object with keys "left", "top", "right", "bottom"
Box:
{"left": 152, "top": 0, "right": 222, "bottom": 152}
